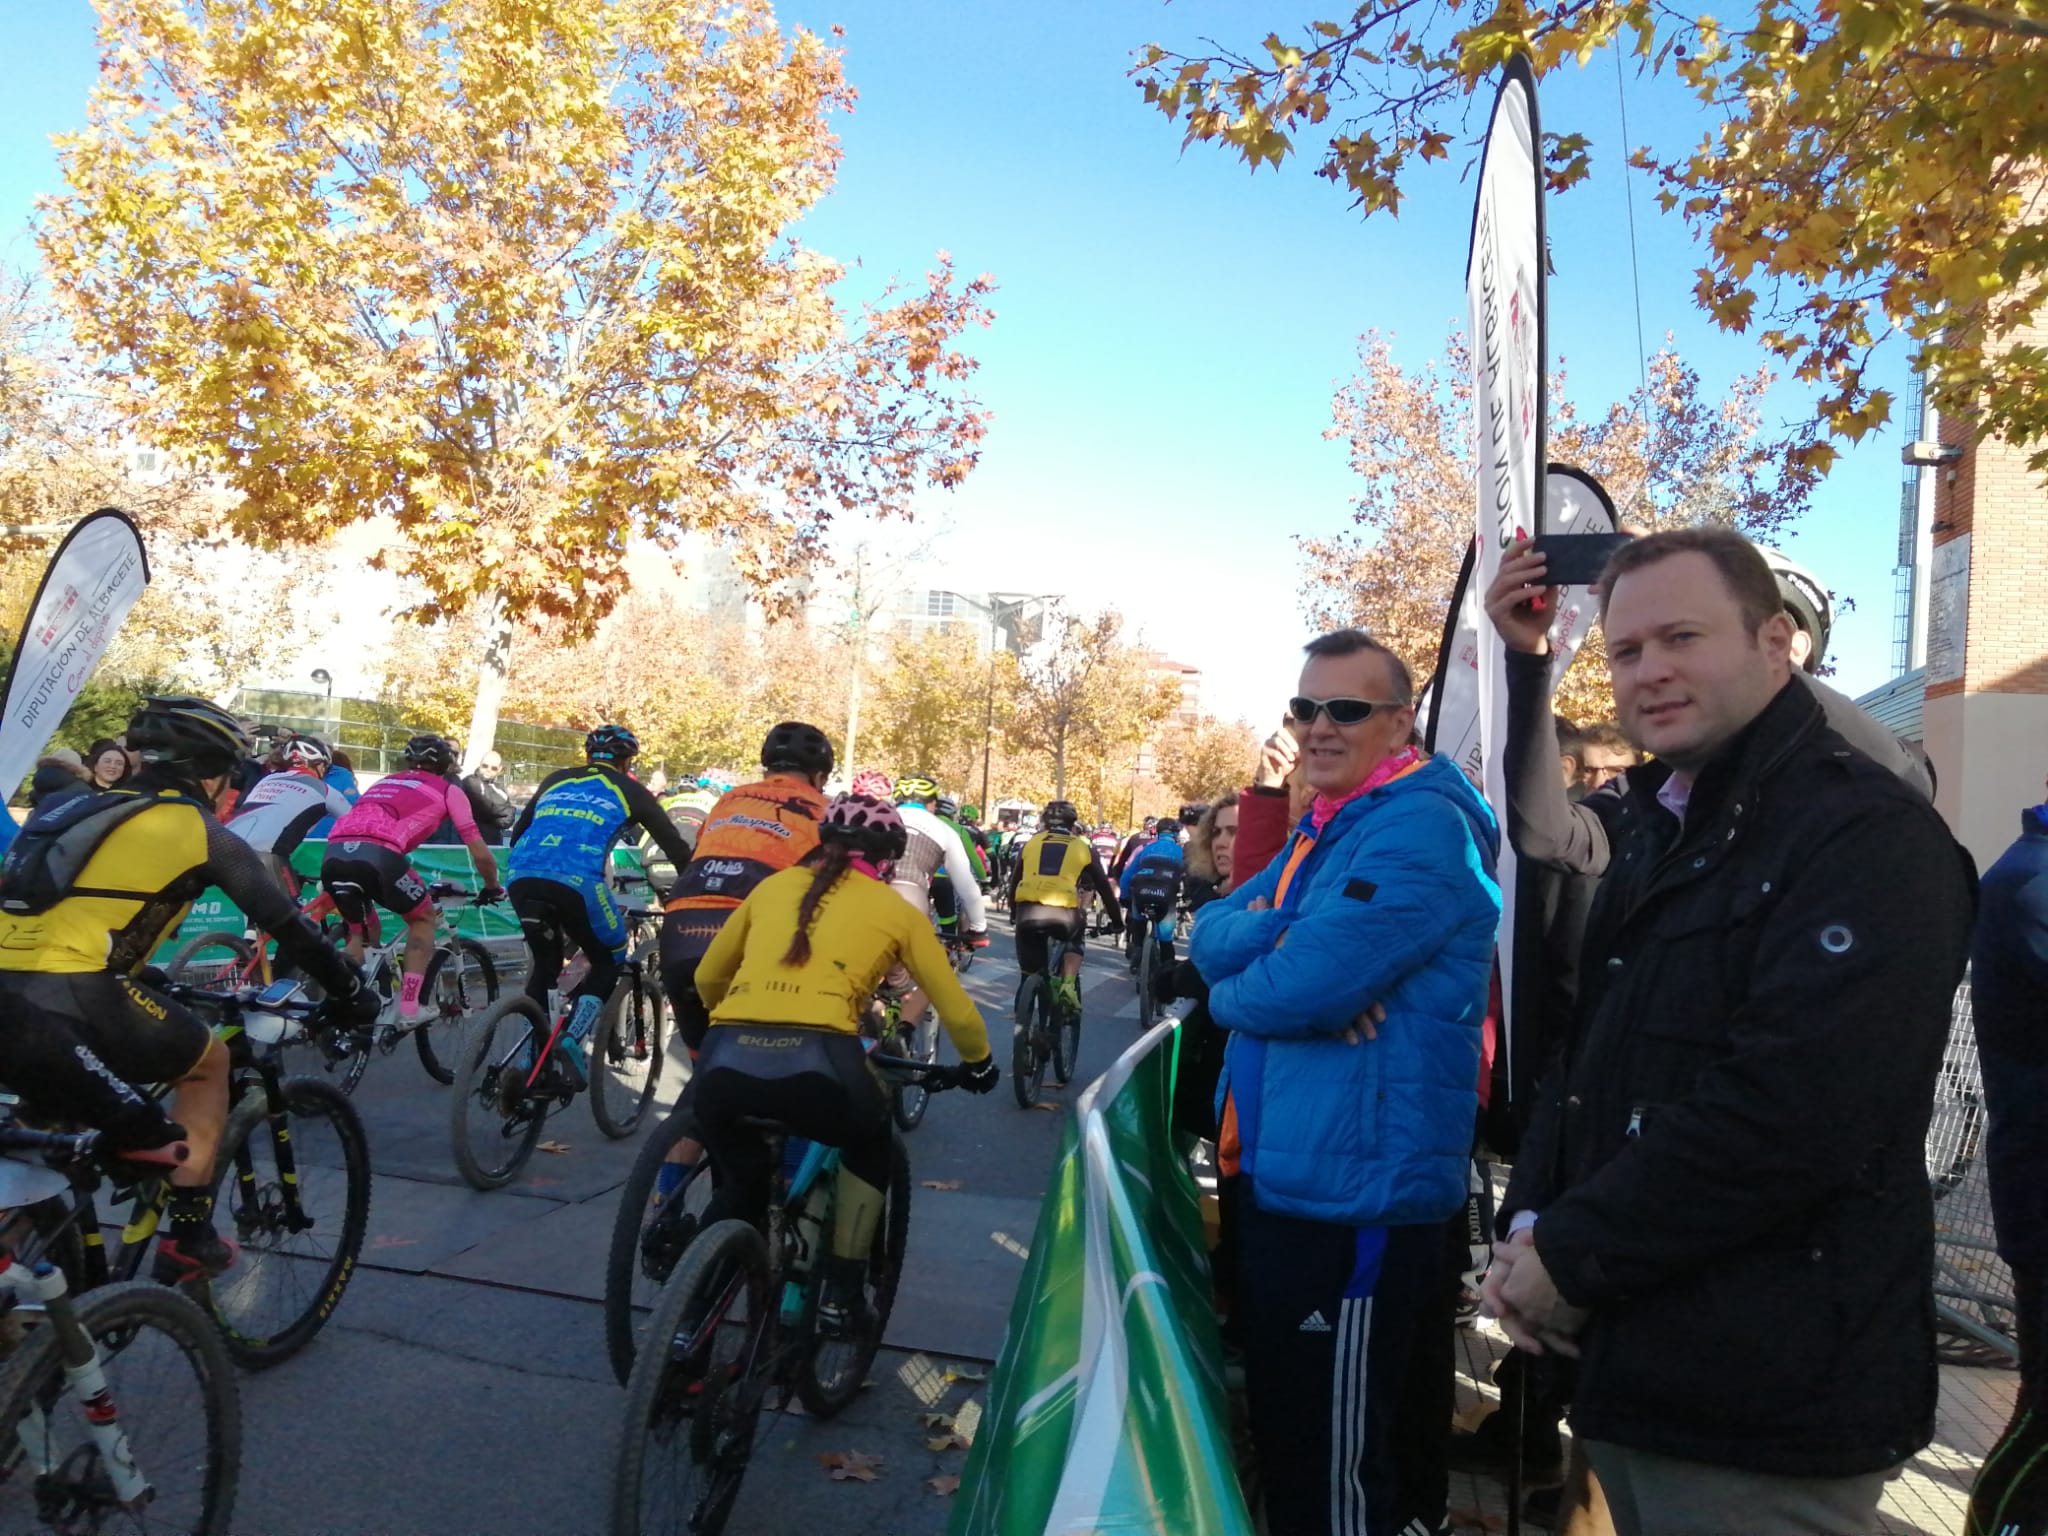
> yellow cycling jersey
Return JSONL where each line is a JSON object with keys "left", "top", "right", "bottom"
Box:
{"left": 1013, "top": 831, "right": 1097, "bottom": 909}
{"left": 0, "top": 793, "right": 210, "bottom": 976}
{"left": 696, "top": 865, "right": 990, "bottom": 1063}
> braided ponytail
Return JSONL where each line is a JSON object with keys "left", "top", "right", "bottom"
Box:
{"left": 783, "top": 841, "right": 854, "bottom": 967}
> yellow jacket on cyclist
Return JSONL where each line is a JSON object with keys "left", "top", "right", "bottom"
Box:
{"left": 1011, "top": 829, "right": 1121, "bottom": 918}
{"left": 696, "top": 865, "right": 990, "bottom": 1063}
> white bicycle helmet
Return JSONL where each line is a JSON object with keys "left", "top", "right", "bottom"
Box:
{"left": 1758, "top": 548, "right": 1833, "bottom": 673}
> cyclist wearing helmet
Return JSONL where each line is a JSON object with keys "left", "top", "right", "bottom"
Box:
{"left": 503, "top": 725, "right": 693, "bottom": 1086}
{"left": 225, "top": 734, "right": 355, "bottom": 887}
{"left": 929, "top": 795, "right": 990, "bottom": 936}
{"left": 692, "top": 793, "right": 999, "bottom": 1334}
{"left": 322, "top": 732, "right": 503, "bottom": 1023}
{"left": 1012, "top": 800, "right": 1123, "bottom": 1015}
{"left": 661, "top": 723, "right": 837, "bottom": 1051}
{"left": 887, "top": 774, "right": 989, "bottom": 1026}
{"left": 0, "top": 696, "right": 377, "bottom": 1280}
{"left": 1121, "top": 814, "right": 1187, "bottom": 974}
{"left": 1110, "top": 816, "right": 1160, "bottom": 880}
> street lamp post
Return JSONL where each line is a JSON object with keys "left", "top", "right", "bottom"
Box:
{"left": 310, "top": 668, "right": 334, "bottom": 746}
{"left": 936, "top": 592, "right": 1057, "bottom": 817}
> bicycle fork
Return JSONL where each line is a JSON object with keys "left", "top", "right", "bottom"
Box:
{"left": 0, "top": 1255, "right": 150, "bottom": 1509}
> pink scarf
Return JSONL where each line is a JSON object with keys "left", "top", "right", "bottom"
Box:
{"left": 849, "top": 855, "right": 891, "bottom": 881}
{"left": 1309, "top": 747, "right": 1422, "bottom": 831}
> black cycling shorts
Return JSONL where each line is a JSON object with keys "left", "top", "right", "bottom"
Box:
{"left": 321, "top": 842, "right": 432, "bottom": 925}
{"left": 1125, "top": 873, "right": 1178, "bottom": 922}
{"left": 690, "top": 1025, "right": 891, "bottom": 1231}
{"left": 0, "top": 972, "right": 209, "bottom": 1142}
{"left": 1011, "top": 902, "right": 1085, "bottom": 977}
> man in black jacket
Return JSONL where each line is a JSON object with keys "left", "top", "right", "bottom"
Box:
{"left": 1481, "top": 527, "right": 1974, "bottom": 1534}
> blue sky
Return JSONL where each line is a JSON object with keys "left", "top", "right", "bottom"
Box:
{"left": 0, "top": 0, "right": 1911, "bottom": 726}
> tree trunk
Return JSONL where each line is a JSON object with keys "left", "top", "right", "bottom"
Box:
{"left": 1053, "top": 735, "right": 1067, "bottom": 798}
{"left": 460, "top": 594, "right": 514, "bottom": 774}
{"left": 843, "top": 651, "right": 863, "bottom": 782}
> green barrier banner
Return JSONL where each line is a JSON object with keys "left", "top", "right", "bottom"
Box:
{"left": 155, "top": 841, "right": 649, "bottom": 959}
{"left": 951, "top": 1022, "right": 1254, "bottom": 1536}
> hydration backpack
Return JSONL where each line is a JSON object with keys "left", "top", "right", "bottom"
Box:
{"left": 0, "top": 791, "right": 165, "bottom": 916}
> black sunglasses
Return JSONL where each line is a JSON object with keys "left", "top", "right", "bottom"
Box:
{"left": 1288, "top": 695, "right": 1409, "bottom": 727}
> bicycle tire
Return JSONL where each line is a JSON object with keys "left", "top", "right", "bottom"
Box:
{"left": 798, "top": 1134, "right": 910, "bottom": 1417}
{"left": 592, "top": 946, "right": 667, "bottom": 1140}
{"left": 449, "top": 995, "right": 551, "bottom": 1190}
{"left": 604, "top": 1111, "right": 717, "bottom": 1386}
{"left": 888, "top": 1009, "right": 936, "bottom": 1132}
{"left": 164, "top": 930, "right": 261, "bottom": 989}
{"left": 1137, "top": 937, "right": 1159, "bottom": 1031}
{"left": 0, "top": 1279, "right": 241, "bottom": 1535}
{"left": 201, "top": 1075, "right": 371, "bottom": 1369}
{"left": 416, "top": 938, "right": 500, "bottom": 1085}
{"left": 1012, "top": 975, "right": 1047, "bottom": 1109}
{"left": 1051, "top": 979, "right": 1082, "bottom": 1087}
{"left": 609, "top": 1219, "right": 770, "bottom": 1536}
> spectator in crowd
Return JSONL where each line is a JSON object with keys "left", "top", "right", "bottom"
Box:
{"left": 85, "top": 738, "right": 132, "bottom": 790}
{"left": 1483, "top": 527, "right": 1974, "bottom": 1536}
{"left": 462, "top": 750, "right": 517, "bottom": 846}
{"left": 1965, "top": 790, "right": 2048, "bottom": 1536}
{"left": 1568, "top": 722, "right": 1634, "bottom": 797}
{"left": 1192, "top": 627, "right": 1500, "bottom": 1536}
{"left": 29, "top": 753, "right": 93, "bottom": 810}
{"left": 1166, "top": 798, "right": 1239, "bottom": 1139}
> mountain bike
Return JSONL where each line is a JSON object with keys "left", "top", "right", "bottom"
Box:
{"left": 865, "top": 988, "right": 939, "bottom": 1132}
{"left": 1011, "top": 938, "right": 1084, "bottom": 1109}
{"left": 0, "top": 1120, "right": 241, "bottom": 1534}
{"left": 347, "top": 882, "right": 502, "bottom": 1088}
{"left": 1130, "top": 894, "right": 1182, "bottom": 1033}
{"left": 607, "top": 1054, "right": 959, "bottom": 1536}
{"left": 448, "top": 936, "right": 664, "bottom": 1191}
{"left": 604, "top": 1118, "right": 720, "bottom": 1386}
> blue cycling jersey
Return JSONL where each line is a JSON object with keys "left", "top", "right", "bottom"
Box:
{"left": 507, "top": 768, "right": 634, "bottom": 885}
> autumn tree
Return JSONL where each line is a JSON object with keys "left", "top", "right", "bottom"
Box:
{"left": 863, "top": 629, "right": 1005, "bottom": 792}
{"left": 1006, "top": 611, "right": 1178, "bottom": 798}
{"left": 1136, "top": 8, "right": 2048, "bottom": 469}
{"left": 1157, "top": 715, "right": 1262, "bottom": 805}
{"left": 41, "top": 0, "right": 995, "bottom": 769}
{"left": 1301, "top": 327, "right": 1816, "bottom": 720}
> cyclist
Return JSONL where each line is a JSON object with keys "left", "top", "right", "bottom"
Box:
{"left": 320, "top": 733, "right": 503, "bottom": 1024}
{"left": 930, "top": 795, "right": 989, "bottom": 937}
{"left": 504, "top": 725, "right": 694, "bottom": 1087}
{"left": 691, "top": 793, "right": 999, "bottom": 1334}
{"left": 958, "top": 803, "right": 994, "bottom": 878}
{"left": 1110, "top": 816, "right": 1159, "bottom": 879}
{"left": 1120, "top": 814, "right": 1185, "bottom": 974}
{"left": 224, "top": 733, "right": 354, "bottom": 888}
{"left": 0, "top": 696, "right": 376, "bottom": 1280}
{"left": 1011, "top": 800, "right": 1122, "bottom": 1018}
{"left": 887, "top": 775, "right": 989, "bottom": 1026}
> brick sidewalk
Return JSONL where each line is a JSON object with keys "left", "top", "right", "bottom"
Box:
{"left": 1450, "top": 1322, "right": 2019, "bottom": 1535}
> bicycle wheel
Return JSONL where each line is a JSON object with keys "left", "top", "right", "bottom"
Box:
{"left": 1137, "top": 937, "right": 1159, "bottom": 1031}
{"left": 198, "top": 1075, "right": 370, "bottom": 1369}
{"left": 449, "top": 995, "right": 551, "bottom": 1190}
{"left": 1051, "top": 976, "right": 1082, "bottom": 1087}
{"left": 592, "top": 948, "right": 668, "bottom": 1140}
{"left": 604, "top": 1111, "right": 718, "bottom": 1386}
{"left": 1012, "top": 975, "right": 1047, "bottom": 1109}
{"left": 797, "top": 1135, "right": 910, "bottom": 1418}
{"left": 164, "top": 930, "right": 259, "bottom": 989}
{"left": 0, "top": 1279, "right": 240, "bottom": 1535}
{"left": 610, "top": 1219, "right": 770, "bottom": 1536}
{"left": 888, "top": 1009, "right": 937, "bottom": 1132}
{"left": 416, "top": 938, "right": 500, "bottom": 1085}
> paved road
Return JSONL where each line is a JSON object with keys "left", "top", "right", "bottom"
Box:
{"left": 221, "top": 914, "right": 1149, "bottom": 1536}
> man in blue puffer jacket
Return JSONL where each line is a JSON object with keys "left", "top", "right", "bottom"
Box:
{"left": 1193, "top": 627, "right": 1500, "bottom": 1536}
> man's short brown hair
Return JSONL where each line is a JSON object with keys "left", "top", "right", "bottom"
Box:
{"left": 1576, "top": 721, "right": 1635, "bottom": 760}
{"left": 1598, "top": 527, "right": 1783, "bottom": 636}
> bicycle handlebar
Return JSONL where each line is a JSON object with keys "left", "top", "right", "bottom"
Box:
{"left": 163, "top": 983, "right": 323, "bottom": 1018}
{"left": 0, "top": 1123, "right": 191, "bottom": 1170}
{"left": 867, "top": 1053, "right": 965, "bottom": 1089}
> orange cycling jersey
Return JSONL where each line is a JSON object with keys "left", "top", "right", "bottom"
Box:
{"left": 664, "top": 777, "right": 826, "bottom": 915}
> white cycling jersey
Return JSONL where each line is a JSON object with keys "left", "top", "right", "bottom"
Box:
{"left": 226, "top": 771, "right": 355, "bottom": 860}
{"left": 889, "top": 802, "right": 988, "bottom": 933}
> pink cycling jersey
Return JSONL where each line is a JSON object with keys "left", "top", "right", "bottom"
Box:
{"left": 329, "top": 771, "right": 478, "bottom": 854}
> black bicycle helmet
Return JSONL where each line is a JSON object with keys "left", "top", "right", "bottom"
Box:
{"left": 935, "top": 795, "right": 960, "bottom": 820}
{"left": 1041, "top": 800, "right": 1080, "bottom": 832}
{"left": 818, "top": 793, "right": 908, "bottom": 862}
{"left": 1758, "top": 548, "right": 1833, "bottom": 673}
{"left": 587, "top": 723, "right": 639, "bottom": 763}
{"left": 403, "top": 734, "right": 457, "bottom": 774}
{"left": 127, "top": 696, "right": 251, "bottom": 778}
{"left": 760, "top": 721, "right": 834, "bottom": 777}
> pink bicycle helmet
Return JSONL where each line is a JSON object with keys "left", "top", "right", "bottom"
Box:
{"left": 819, "top": 792, "right": 908, "bottom": 863}
{"left": 849, "top": 769, "right": 892, "bottom": 800}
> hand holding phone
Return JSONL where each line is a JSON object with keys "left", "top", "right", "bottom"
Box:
{"left": 1529, "top": 532, "right": 1632, "bottom": 589}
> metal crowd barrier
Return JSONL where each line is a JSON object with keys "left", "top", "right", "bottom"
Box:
{"left": 1927, "top": 970, "right": 2018, "bottom": 1361}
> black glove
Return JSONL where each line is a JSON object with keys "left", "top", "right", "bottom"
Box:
{"left": 958, "top": 1055, "right": 1000, "bottom": 1095}
{"left": 476, "top": 885, "right": 507, "bottom": 905}
{"left": 326, "top": 962, "right": 382, "bottom": 1025}
{"left": 1102, "top": 917, "right": 1124, "bottom": 936}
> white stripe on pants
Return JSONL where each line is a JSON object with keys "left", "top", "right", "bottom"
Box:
{"left": 1330, "top": 1296, "right": 1375, "bottom": 1536}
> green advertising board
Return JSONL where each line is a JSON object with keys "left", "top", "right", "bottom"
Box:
{"left": 950, "top": 1022, "right": 1253, "bottom": 1536}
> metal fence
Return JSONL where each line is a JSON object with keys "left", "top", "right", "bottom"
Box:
{"left": 229, "top": 687, "right": 586, "bottom": 784}
{"left": 1928, "top": 971, "right": 2018, "bottom": 1361}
